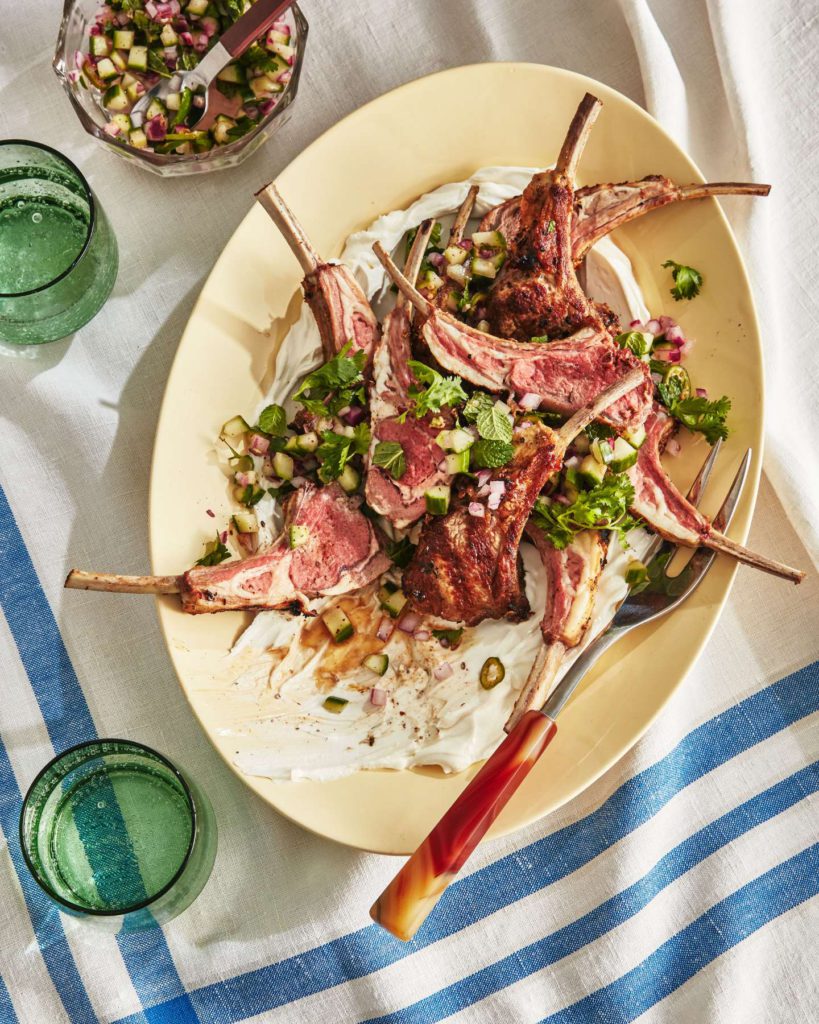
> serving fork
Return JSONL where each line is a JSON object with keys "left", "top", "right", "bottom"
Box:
{"left": 370, "top": 440, "right": 750, "bottom": 941}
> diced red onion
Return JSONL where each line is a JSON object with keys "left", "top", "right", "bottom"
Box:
{"left": 206, "top": 508, "right": 215, "bottom": 518}
{"left": 658, "top": 315, "right": 677, "bottom": 332}
{"left": 95, "top": 5, "right": 114, "bottom": 24}
{"left": 433, "top": 661, "right": 453, "bottom": 681}
{"left": 652, "top": 348, "right": 672, "bottom": 363}
{"left": 487, "top": 492, "right": 502, "bottom": 511}
{"left": 468, "top": 501, "right": 485, "bottom": 518}
{"left": 219, "top": 530, "right": 228, "bottom": 543}
{"left": 376, "top": 617, "right": 394, "bottom": 642}
{"left": 192, "top": 94, "right": 205, "bottom": 108}
{"left": 651, "top": 372, "right": 664, "bottom": 385}
{"left": 164, "top": 46, "right": 178, "bottom": 62}
{"left": 457, "top": 239, "right": 472, "bottom": 250}
{"left": 248, "top": 433, "right": 270, "bottom": 455}
{"left": 201, "top": 15, "right": 219, "bottom": 36}
{"left": 179, "top": 31, "right": 194, "bottom": 46}
{"left": 145, "top": 0, "right": 158, "bottom": 17}
{"left": 89, "top": 23, "right": 102, "bottom": 36}
{"left": 519, "top": 392, "right": 541, "bottom": 411}
{"left": 67, "top": 69, "right": 82, "bottom": 84}
{"left": 145, "top": 114, "right": 168, "bottom": 142}
{"left": 554, "top": 494, "right": 571, "bottom": 506}
{"left": 237, "top": 532, "right": 258, "bottom": 554}
{"left": 259, "top": 98, "right": 278, "bottom": 117}
{"left": 629, "top": 318, "right": 641, "bottom": 328}
{"left": 646, "top": 318, "right": 661, "bottom": 335}
{"left": 398, "top": 611, "right": 421, "bottom": 634}
{"left": 488, "top": 480, "right": 506, "bottom": 495}
{"left": 369, "top": 687, "right": 387, "bottom": 707}
{"left": 476, "top": 484, "right": 491, "bottom": 498}
{"left": 667, "top": 349, "right": 682, "bottom": 364}
{"left": 413, "top": 629, "right": 431, "bottom": 641}
{"left": 476, "top": 469, "right": 492, "bottom": 486}
{"left": 696, "top": 387, "right": 708, "bottom": 398}
{"left": 290, "top": 475, "right": 307, "bottom": 488}
{"left": 272, "top": 20, "right": 290, "bottom": 32}
{"left": 287, "top": 54, "right": 295, "bottom": 66}
{"left": 235, "top": 471, "right": 251, "bottom": 487}
{"left": 345, "top": 405, "right": 365, "bottom": 425}
{"left": 665, "top": 324, "right": 684, "bottom": 344}
{"left": 666, "top": 437, "right": 682, "bottom": 456}
{"left": 427, "top": 251, "right": 445, "bottom": 269}
{"left": 277, "top": 70, "right": 292, "bottom": 85}
{"left": 175, "top": 15, "right": 189, "bottom": 30}
{"left": 103, "top": 122, "right": 121, "bottom": 137}
{"left": 74, "top": 50, "right": 86, "bottom": 69}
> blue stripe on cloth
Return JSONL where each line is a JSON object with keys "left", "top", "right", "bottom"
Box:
{"left": 361, "top": 761, "right": 819, "bottom": 1024}
{"left": 0, "top": 738, "right": 97, "bottom": 1024}
{"left": 542, "top": 843, "right": 819, "bottom": 1024}
{"left": 113, "top": 660, "right": 819, "bottom": 1024}
{"left": 0, "top": 486, "right": 197, "bottom": 1020}
{"left": 0, "top": 973, "right": 20, "bottom": 1023}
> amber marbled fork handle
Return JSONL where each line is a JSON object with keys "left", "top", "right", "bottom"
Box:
{"left": 370, "top": 711, "right": 558, "bottom": 941}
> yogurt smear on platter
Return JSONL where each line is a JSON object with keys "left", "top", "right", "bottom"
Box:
{"left": 219, "top": 167, "right": 653, "bottom": 783}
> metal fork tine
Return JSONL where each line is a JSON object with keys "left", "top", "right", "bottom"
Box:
{"left": 687, "top": 438, "right": 723, "bottom": 507}
{"left": 712, "top": 448, "right": 751, "bottom": 532}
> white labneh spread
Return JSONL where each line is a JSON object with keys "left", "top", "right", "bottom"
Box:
{"left": 222, "top": 167, "right": 652, "bottom": 783}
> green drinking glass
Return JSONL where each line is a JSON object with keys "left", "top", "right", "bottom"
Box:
{"left": 20, "top": 739, "right": 217, "bottom": 931}
{"left": 0, "top": 140, "right": 118, "bottom": 345}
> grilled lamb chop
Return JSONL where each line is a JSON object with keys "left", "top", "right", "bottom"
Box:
{"left": 628, "top": 408, "right": 804, "bottom": 583}
{"left": 374, "top": 241, "right": 652, "bottom": 431}
{"left": 402, "top": 367, "right": 645, "bottom": 625}
{"left": 365, "top": 220, "right": 452, "bottom": 527}
{"left": 65, "top": 482, "right": 391, "bottom": 613}
{"left": 484, "top": 93, "right": 610, "bottom": 342}
{"left": 256, "top": 183, "right": 380, "bottom": 365}
{"left": 480, "top": 178, "right": 771, "bottom": 267}
{"left": 505, "top": 529, "right": 607, "bottom": 731}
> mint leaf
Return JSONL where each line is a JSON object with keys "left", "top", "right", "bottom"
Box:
{"left": 470, "top": 439, "right": 514, "bottom": 468}
{"left": 257, "top": 403, "right": 287, "bottom": 436}
{"left": 462, "top": 391, "right": 494, "bottom": 423}
{"left": 317, "top": 423, "right": 371, "bottom": 482}
{"left": 373, "top": 441, "right": 406, "bottom": 480}
{"left": 475, "top": 400, "right": 513, "bottom": 443}
{"left": 615, "top": 331, "right": 651, "bottom": 357}
{"left": 386, "top": 535, "right": 415, "bottom": 568}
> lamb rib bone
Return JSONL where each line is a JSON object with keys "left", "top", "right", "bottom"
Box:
{"left": 481, "top": 178, "right": 771, "bottom": 266}
{"left": 432, "top": 184, "right": 479, "bottom": 312}
{"left": 373, "top": 240, "right": 653, "bottom": 431}
{"left": 365, "top": 219, "right": 453, "bottom": 527}
{"left": 629, "top": 407, "right": 804, "bottom": 583}
{"left": 255, "top": 182, "right": 381, "bottom": 364}
{"left": 401, "top": 366, "right": 646, "bottom": 625}
{"left": 64, "top": 482, "right": 391, "bottom": 613}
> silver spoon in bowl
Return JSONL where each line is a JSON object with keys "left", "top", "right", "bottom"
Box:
{"left": 132, "top": 0, "right": 293, "bottom": 129}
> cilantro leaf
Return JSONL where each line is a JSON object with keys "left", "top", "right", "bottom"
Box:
{"left": 407, "top": 360, "right": 468, "bottom": 418}
{"left": 470, "top": 439, "right": 514, "bottom": 469}
{"left": 387, "top": 535, "right": 416, "bottom": 568}
{"left": 475, "top": 400, "right": 513, "bottom": 443}
{"left": 238, "top": 484, "right": 266, "bottom": 507}
{"left": 667, "top": 395, "right": 731, "bottom": 444}
{"left": 584, "top": 422, "right": 616, "bottom": 442}
{"left": 292, "top": 344, "right": 367, "bottom": 416}
{"left": 317, "top": 424, "right": 370, "bottom": 482}
{"left": 195, "top": 534, "right": 231, "bottom": 567}
{"left": 530, "top": 475, "right": 638, "bottom": 550}
{"left": 615, "top": 330, "right": 651, "bottom": 357}
{"left": 662, "top": 259, "right": 703, "bottom": 301}
{"left": 373, "top": 440, "right": 406, "bottom": 480}
{"left": 257, "top": 403, "right": 287, "bottom": 437}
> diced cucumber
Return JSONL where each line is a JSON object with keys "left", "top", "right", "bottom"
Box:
{"left": 446, "top": 450, "right": 470, "bottom": 475}
{"left": 270, "top": 42, "right": 295, "bottom": 62}
{"left": 111, "top": 113, "right": 132, "bottom": 133}
{"left": 337, "top": 464, "right": 360, "bottom": 493}
{"left": 212, "top": 118, "right": 236, "bottom": 145}
{"left": 419, "top": 268, "right": 444, "bottom": 292}
{"left": 322, "top": 607, "right": 354, "bottom": 644}
{"left": 217, "top": 63, "right": 246, "bottom": 84}
{"left": 232, "top": 510, "right": 258, "bottom": 533}
{"left": 323, "top": 695, "right": 348, "bottom": 713}
{"left": 129, "top": 128, "right": 148, "bottom": 148}
{"left": 625, "top": 560, "right": 648, "bottom": 589}
{"left": 607, "top": 437, "right": 640, "bottom": 473}
{"left": 284, "top": 435, "right": 301, "bottom": 452}
{"left": 590, "top": 438, "right": 614, "bottom": 465}
{"left": 249, "top": 75, "right": 277, "bottom": 99}
{"left": 471, "top": 230, "right": 505, "bottom": 248}
{"left": 425, "top": 485, "right": 451, "bottom": 515}
{"left": 446, "top": 263, "right": 469, "bottom": 286}
{"left": 111, "top": 50, "right": 128, "bottom": 72}
{"left": 444, "top": 244, "right": 469, "bottom": 266}
{"left": 96, "top": 58, "right": 118, "bottom": 81}
{"left": 578, "top": 455, "right": 608, "bottom": 488}
{"left": 113, "top": 30, "right": 135, "bottom": 50}
{"left": 221, "top": 414, "right": 251, "bottom": 438}
{"left": 91, "top": 35, "right": 111, "bottom": 57}
{"left": 623, "top": 423, "right": 647, "bottom": 449}
{"left": 471, "top": 257, "right": 497, "bottom": 279}
{"left": 273, "top": 451, "right": 294, "bottom": 481}
{"left": 267, "top": 29, "right": 291, "bottom": 47}
{"left": 127, "top": 46, "right": 148, "bottom": 72}
{"left": 363, "top": 653, "right": 389, "bottom": 676}
{"left": 436, "top": 428, "right": 474, "bottom": 453}
{"left": 125, "top": 79, "right": 143, "bottom": 103}
{"left": 160, "top": 24, "right": 178, "bottom": 46}
{"left": 288, "top": 524, "right": 309, "bottom": 549}
{"left": 145, "top": 97, "right": 166, "bottom": 120}
{"left": 573, "top": 433, "right": 591, "bottom": 454}
{"left": 165, "top": 91, "right": 181, "bottom": 111}
{"left": 103, "top": 83, "right": 128, "bottom": 110}
{"left": 296, "top": 431, "right": 319, "bottom": 454}
{"left": 186, "top": 0, "right": 209, "bottom": 14}
{"left": 378, "top": 584, "right": 407, "bottom": 619}
{"left": 233, "top": 469, "right": 257, "bottom": 486}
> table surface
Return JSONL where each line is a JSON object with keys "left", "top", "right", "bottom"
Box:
{"left": 1, "top": 1, "right": 817, "bottom": 1022}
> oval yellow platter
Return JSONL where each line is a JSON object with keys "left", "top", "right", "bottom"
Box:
{"left": 150, "top": 63, "right": 762, "bottom": 855}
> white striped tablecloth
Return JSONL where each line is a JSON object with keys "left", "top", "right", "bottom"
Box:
{"left": 1, "top": 0, "right": 817, "bottom": 1021}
